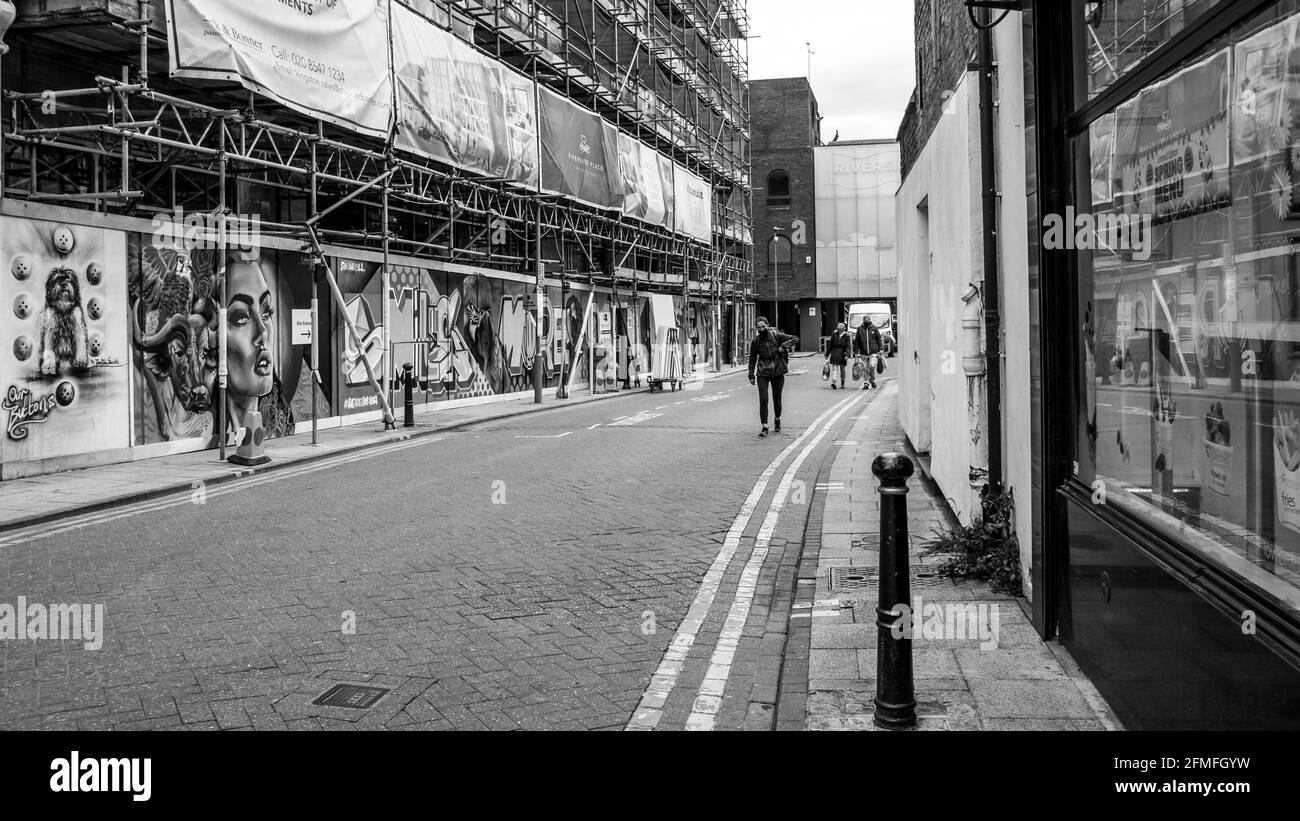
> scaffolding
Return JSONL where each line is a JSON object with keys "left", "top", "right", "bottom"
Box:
{"left": 0, "top": 0, "right": 754, "bottom": 343}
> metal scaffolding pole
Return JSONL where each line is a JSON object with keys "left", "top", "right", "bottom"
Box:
{"left": 217, "top": 123, "right": 228, "bottom": 461}
{"left": 381, "top": 156, "right": 393, "bottom": 428}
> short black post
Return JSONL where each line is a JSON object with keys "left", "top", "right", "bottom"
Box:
{"left": 872, "top": 452, "right": 916, "bottom": 729}
{"left": 402, "top": 362, "right": 414, "bottom": 428}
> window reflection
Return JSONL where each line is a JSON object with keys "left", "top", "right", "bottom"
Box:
{"left": 1079, "top": 7, "right": 1300, "bottom": 607}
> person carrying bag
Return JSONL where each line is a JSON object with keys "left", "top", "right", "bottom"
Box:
{"left": 854, "top": 316, "right": 883, "bottom": 390}
{"left": 825, "top": 322, "right": 851, "bottom": 390}
{"left": 748, "top": 317, "right": 798, "bottom": 437}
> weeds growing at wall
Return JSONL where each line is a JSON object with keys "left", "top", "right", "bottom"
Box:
{"left": 922, "top": 488, "right": 1023, "bottom": 596}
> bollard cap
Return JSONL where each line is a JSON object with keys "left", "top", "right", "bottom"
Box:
{"left": 872, "top": 452, "right": 914, "bottom": 485}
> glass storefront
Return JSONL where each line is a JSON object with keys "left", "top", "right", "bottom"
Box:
{"left": 1084, "top": 0, "right": 1229, "bottom": 98}
{"left": 1074, "top": 2, "right": 1300, "bottom": 636}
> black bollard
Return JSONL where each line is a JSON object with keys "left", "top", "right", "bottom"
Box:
{"left": 872, "top": 452, "right": 916, "bottom": 729}
{"left": 403, "top": 363, "right": 414, "bottom": 428}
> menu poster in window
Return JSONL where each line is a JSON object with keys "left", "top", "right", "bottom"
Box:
{"left": 1114, "top": 50, "right": 1230, "bottom": 224}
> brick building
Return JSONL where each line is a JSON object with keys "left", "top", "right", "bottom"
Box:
{"left": 751, "top": 77, "right": 821, "bottom": 347}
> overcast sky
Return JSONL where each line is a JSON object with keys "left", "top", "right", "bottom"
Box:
{"left": 746, "top": 1, "right": 915, "bottom": 141}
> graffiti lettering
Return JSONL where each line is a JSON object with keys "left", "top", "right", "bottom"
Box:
{"left": 2, "top": 385, "right": 59, "bottom": 441}
{"left": 428, "top": 292, "right": 476, "bottom": 388}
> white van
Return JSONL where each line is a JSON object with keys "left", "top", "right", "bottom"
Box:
{"left": 847, "top": 302, "right": 895, "bottom": 355}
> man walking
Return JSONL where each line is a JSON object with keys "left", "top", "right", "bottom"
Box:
{"left": 748, "top": 316, "right": 797, "bottom": 437}
{"left": 855, "top": 316, "right": 883, "bottom": 389}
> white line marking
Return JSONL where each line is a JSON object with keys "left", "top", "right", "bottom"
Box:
{"left": 587, "top": 423, "right": 602, "bottom": 430}
{"left": 684, "top": 395, "right": 863, "bottom": 730}
{"left": 608, "top": 412, "right": 661, "bottom": 427}
{"left": 514, "top": 432, "right": 573, "bottom": 438}
{"left": 625, "top": 393, "right": 859, "bottom": 731}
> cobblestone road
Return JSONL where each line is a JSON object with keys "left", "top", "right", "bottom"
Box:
{"left": 0, "top": 365, "right": 876, "bottom": 730}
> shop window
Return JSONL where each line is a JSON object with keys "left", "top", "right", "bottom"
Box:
{"left": 1075, "top": 2, "right": 1300, "bottom": 613}
{"left": 767, "top": 170, "right": 791, "bottom": 207}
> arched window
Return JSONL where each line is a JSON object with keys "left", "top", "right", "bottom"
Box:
{"left": 767, "top": 170, "right": 791, "bottom": 207}
{"left": 768, "top": 234, "right": 792, "bottom": 266}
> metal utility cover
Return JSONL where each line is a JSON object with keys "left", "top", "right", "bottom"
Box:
{"left": 313, "top": 684, "right": 390, "bottom": 709}
{"left": 830, "top": 566, "right": 946, "bottom": 592}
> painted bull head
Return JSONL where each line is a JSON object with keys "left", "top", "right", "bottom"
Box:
{"left": 131, "top": 297, "right": 214, "bottom": 417}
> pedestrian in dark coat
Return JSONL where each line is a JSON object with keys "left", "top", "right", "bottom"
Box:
{"left": 748, "top": 316, "right": 797, "bottom": 437}
{"left": 854, "top": 318, "right": 883, "bottom": 389}
{"left": 825, "top": 322, "right": 851, "bottom": 389}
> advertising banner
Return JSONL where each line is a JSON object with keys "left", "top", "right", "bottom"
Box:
{"left": 2, "top": 218, "right": 130, "bottom": 467}
{"left": 539, "top": 87, "right": 618, "bottom": 209}
{"left": 615, "top": 132, "right": 674, "bottom": 229}
{"left": 1113, "top": 50, "right": 1230, "bottom": 224}
{"left": 391, "top": 2, "right": 538, "bottom": 186}
{"left": 165, "top": 0, "right": 393, "bottom": 139}
{"left": 673, "top": 164, "right": 713, "bottom": 244}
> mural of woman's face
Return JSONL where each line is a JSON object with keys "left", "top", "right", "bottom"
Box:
{"left": 224, "top": 260, "right": 275, "bottom": 402}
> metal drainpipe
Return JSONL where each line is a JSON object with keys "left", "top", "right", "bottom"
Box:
{"left": 975, "top": 5, "right": 1003, "bottom": 499}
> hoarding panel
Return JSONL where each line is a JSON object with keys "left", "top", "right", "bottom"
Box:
{"left": 2, "top": 218, "right": 130, "bottom": 465}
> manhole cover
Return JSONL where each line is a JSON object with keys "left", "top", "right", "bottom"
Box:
{"left": 312, "top": 684, "right": 389, "bottom": 709}
{"left": 830, "top": 566, "right": 948, "bottom": 592}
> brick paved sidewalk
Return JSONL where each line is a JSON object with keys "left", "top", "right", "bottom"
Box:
{"left": 790, "top": 382, "right": 1122, "bottom": 730}
{"left": 0, "top": 363, "right": 747, "bottom": 533}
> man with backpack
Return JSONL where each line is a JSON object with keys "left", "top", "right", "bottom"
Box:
{"left": 855, "top": 316, "right": 883, "bottom": 390}
{"left": 748, "top": 316, "right": 798, "bottom": 438}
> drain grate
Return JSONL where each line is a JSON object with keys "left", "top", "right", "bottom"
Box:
{"left": 830, "top": 566, "right": 949, "bottom": 592}
{"left": 312, "top": 683, "right": 390, "bottom": 710}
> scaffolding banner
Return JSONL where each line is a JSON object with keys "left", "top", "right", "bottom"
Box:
{"left": 165, "top": 0, "right": 394, "bottom": 139}
{"left": 615, "top": 132, "right": 674, "bottom": 229}
{"left": 391, "top": 3, "right": 538, "bottom": 186}
{"left": 539, "top": 87, "right": 618, "bottom": 209}
{"left": 673, "top": 164, "right": 713, "bottom": 244}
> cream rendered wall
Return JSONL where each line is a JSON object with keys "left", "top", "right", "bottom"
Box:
{"left": 994, "top": 19, "right": 1035, "bottom": 601}
{"left": 897, "top": 72, "right": 984, "bottom": 526}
